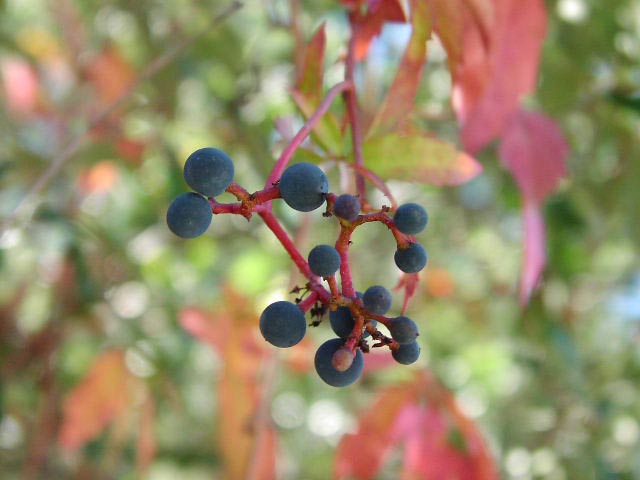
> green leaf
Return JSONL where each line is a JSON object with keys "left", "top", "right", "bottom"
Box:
{"left": 363, "top": 133, "right": 482, "bottom": 185}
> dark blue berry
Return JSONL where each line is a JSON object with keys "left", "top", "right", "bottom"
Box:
{"left": 393, "top": 203, "right": 428, "bottom": 235}
{"left": 166, "top": 192, "right": 212, "bottom": 238}
{"left": 314, "top": 338, "right": 364, "bottom": 387}
{"left": 329, "top": 306, "right": 354, "bottom": 338}
{"left": 329, "top": 305, "right": 376, "bottom": 339}
{"left": 333, "top": 194, "right": 360, "bottom": 222}
{"left": 394, "top": 242, "right": 427, "bottom": 273}
{"left": 389, "top": 316, "right": 419, "bottom": 344}
{"left": 183, "top": 147, "right": 234, "bottom": 197}
{"left": 279, "top": 162, "right": 328, "bottom": 212}
{"left": 259, "top": 301, "right": 306, "bottom": 348}
{"left": 308, "top": 245, "right": 341, "bottom": 277}
{"left": 363, "top": 285, "right": 392, "bottom": 315}
{"left": 392, "top": 341, "right": 421, "bottom": 365}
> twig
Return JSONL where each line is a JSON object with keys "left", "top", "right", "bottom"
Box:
{"left": 344, "top": 20, "right": 367, "bottom": 204}
{"left": 265, "top": 80, "right": 352, "bottom": 187}
{"left": 2, "top": 1, "right": 244, "bottom": 234}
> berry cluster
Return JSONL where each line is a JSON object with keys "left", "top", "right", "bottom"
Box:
{"left": 167, "top": 148, "right": 429, "bottom": 387}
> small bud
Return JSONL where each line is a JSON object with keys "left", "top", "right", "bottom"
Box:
{"left": 331, "top": 347, "right": 354, "bottom": 372}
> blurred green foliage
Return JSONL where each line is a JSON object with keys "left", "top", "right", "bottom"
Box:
{"left": 1, "top": 0, "right": 640, "bottom": 479}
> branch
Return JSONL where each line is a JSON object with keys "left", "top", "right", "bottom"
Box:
{"left": 344, "top": 20, "right": 367, "bottom": 204}
{"left": 265, "top": 80, "right": 352, "bottom": 187}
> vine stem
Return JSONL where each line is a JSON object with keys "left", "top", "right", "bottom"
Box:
{"left": 344, "top": 18, "right": 367, "bottom": 203}
{"left": 335, "top": 224, "right": 356, "bottom": 298}
{"left": 257, "top": 210, "right": 332, "bottom": 306}
{"left": 265, "top": 80, "right": 352, "bottom": 188}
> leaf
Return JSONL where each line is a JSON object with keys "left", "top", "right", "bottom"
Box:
{"left": 424, "top": 267, "right": 456, "bottom": 298}
{"left": 85, "top": 45, "right": 135, "bottom": 105}
{"left": 520, "top": 200, "right": 546, "bottom": 304}
{"left": 498, "top": 109, "right": 568, "bottom": 303}
{"left": 295, "top": 24, "right": 326, "bottom": 104}
{"left": 180, "top": 288, "right": 276, "bottom": 480}
{"left": 58, "top": 350, "right": 137, "bottom": 451}
{"left": 367, "top": 0, "right": 431, "bottom": 136}
{"left": 428, "top": 0, "right": 466, "bottom": 72}
{"left": 0, "top": 56, "right": 40, "bottom": 116}
{"left": 498, "top": 109, "right": 569, "bottom": 203}
{"left": 135, "top": 392, "right": 156, "bottom": 477}
{"left": 393, "top": 272, "right": 421, "bottom": 314}
{"left": 335, "top": 372, "right": 499, "bottom": 480}
{"left": 452, "top": 0, "right": 548, "bottom": 153}
{"left": 78, "top": 160, "right": 119, "bottom": 194}
{"left": 363, "top": 133, "right": 482, "bottom": 185}
{"left": 334, "top": 384, "right": 419, "bottom": 479}
{"left": 349, "top": 0, "right": 407, "bottom": 61}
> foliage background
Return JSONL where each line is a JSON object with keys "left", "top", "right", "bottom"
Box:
{"left": 1, "top": 0, "right": 639, "bottom": 478}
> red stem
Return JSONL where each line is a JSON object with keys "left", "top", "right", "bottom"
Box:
{"left": 265, "top": 80, "right": 353, "bottom": 187}
{"left": 298, "top": 291, "right": 319, "bottom": 312}
{"left": 326, "top": 276, "right": 340, "bottom": 299}
{"left": 335, "top": 225, "right": 356, "bottom": 298}
{"left": 258, "top": 209, "right": 312, "bottom": 277}
{"left": 345, "top": 19, "right": 367, "bottom": 202}
{"left": 354, "top": 211, "right": 411, "bottom": 246}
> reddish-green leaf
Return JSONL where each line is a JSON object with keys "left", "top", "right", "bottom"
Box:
{"left": 362, "top": 133, "right": 482, "bottom": 185}
{"left": 58, "top": 350, "right": 138, "bottom": 451}
{"left": 428, "top": 0, "right": 466, "bottom": 72}
{"left": 295, "top": 24, "right": 326, "bottom": 104}
{"left": 367, "top": 0, "right": 431, "bottom": 136}
{"left": 349, "top": 0, "right": 407, "bottom": 61}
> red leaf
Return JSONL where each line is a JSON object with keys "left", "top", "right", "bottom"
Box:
{"left": 367, "top": 0, "right": 430, "bottom": 136}
{"left": 349, "top": 0, "right": 407, "bottom": 61}
{"left": 519, "top": 200, "right": 546, "bottom": 304}
{"left": 135, "top": 393, "right": 156, "bottom": 477}
{"left": 452, "top": 0, "right": 548, "bottom": 153}
{"left": 424, "top": 267, "right": 456, "bottom": 298}
{"left": 180, "top": 307, "right": 226, "bottom": 350}
{"left": 393, "top": 272, "right": 421, "bottom": 314}
{"left": 295, "top": 24, "right": 326, "bottom": 104}
{"left": 180, "top": 289, "right": 276, "bottom": 480}
{"left": 335, "top": 383, "right": 418, "bottom": 479}
{"left": 85, "top": 45, "right": 135, "bottom": 105}
{"left": 498, "top": 109, "right": 568, "bottom": 303}
{"left": 78, "top": 160, "right": 119, "bottom": 194}
{"left": 58, "top": 350, "right": 137, "bottom": 451}
{"left": 498, "top": 109, "right": 568, "bottom": 203}
{"left": 335, "top": 372, "right": 499, "bottom": 480}
{"left": 1, "top": 57, "right": 40, "bottom": 116}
